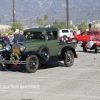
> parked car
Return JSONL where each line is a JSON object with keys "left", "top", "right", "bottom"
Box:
{"left": 69, "top": 31, "right": 100, "bottom": 43}
{"left": 0, "top": 28, "right": 78, "bottom": 73}
{"left": 81, "top": 35, "right": 100, "bottom": 53}
{"left": 59, "top": 29, "right": 74, "bottom": 42}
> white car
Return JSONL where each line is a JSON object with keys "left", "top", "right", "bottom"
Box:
{"left": 59, "top": 29, "right": 74, "bottom": 42}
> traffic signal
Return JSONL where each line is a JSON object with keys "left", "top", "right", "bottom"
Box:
{"left": 88, "top": 24, "right": 91, "bottom": 30}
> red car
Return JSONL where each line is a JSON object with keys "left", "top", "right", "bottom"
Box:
{"left": 81, "top": 36, "right": 100, "bottom": 53}
{"left": 69, "top": 31, "right": 100, "bottom": 42}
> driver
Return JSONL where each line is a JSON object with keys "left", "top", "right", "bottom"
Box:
{"left": 13, "top": 29, "right": 24, "bottom": 45}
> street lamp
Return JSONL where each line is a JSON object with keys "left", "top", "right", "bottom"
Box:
{"left": 66, "top": 0, "right": 69, "bottom": 29}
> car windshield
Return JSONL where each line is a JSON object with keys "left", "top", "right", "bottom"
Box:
{"left": 87, "top": 31, "right": 92, "bottom": 35}
{"left": 62, "top": 30, "right": 69, "bottom": 33}
{"left": 94, "top": 31, "right": 99, "bottom": 35}
{"left": 24, "top": 31, "right": 44, "bottom": 40}
{"left": 70, "top": 30, "right": 73, "bottom": 33}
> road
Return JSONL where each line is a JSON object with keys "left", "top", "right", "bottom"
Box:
{"left": 0, "top": 43, "right": 100, "bottom": 100}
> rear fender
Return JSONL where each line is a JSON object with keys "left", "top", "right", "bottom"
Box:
{"left": 24, "top": 51, "right": 48, "bottom": 65}
{"left": 61, "top": 46, "right": 77, "bottom": 60}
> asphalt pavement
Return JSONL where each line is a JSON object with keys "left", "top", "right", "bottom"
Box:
{"left": 0, "top": 43, "right": 100, "bottom": 100}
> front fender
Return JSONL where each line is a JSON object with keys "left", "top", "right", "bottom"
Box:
{"left": 24, "top": 51, "right": 48, "bottom": 65}
{"left": 86, "top": 41, "right": 95, "bottom": 49}
{"left": 0, "top": 49, "right": 11, "bottom": 55}
{"left": 0, "top": 49, "right": 11, "bottom": 60}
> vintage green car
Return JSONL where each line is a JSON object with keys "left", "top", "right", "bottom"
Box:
{"left": 0, "top": 28, "right": 78, "bottom": 73}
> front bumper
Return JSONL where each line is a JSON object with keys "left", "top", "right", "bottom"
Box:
{"left": 0, "top": 60, "right": 27, "bottom": 64}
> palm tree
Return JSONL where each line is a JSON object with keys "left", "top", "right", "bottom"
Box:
{"left": 37, "top": 15, "right": 48, "bottom": 27}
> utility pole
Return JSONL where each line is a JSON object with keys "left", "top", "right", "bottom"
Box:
{"left": 12, "top": 0, "right": 15, "bottom": 24}
{"left": 66, "top": 0, "right": 69, "bottom": 29}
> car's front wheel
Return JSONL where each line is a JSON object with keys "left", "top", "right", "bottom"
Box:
{"left": 0, "top": 64, "right": 12, "bottom": 71}
{"left": 4, "top": 64, "right": 12, "bottom": 71}
{"left": 64, "top": 50, "right": 74, "bottom": 67}
{"left": 26, "top": 55, "right": 39, "bottom": 73}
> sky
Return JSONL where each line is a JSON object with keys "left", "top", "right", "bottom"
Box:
{"left": 0, "top": 0, "right": 100, "bottom": 26}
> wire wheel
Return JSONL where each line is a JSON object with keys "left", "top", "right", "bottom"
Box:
{"left": 26, "top": 55, "right": 39, "bottom": 73}
{"left": 64, "top": 50, "right": 74, "bottom": 67}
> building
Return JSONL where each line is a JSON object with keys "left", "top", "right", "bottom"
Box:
{"left": 0, "top": 25, "right": 10, "bottom": 32}
{"left": 91, "top": 20, "right": 100, "bottom": 30}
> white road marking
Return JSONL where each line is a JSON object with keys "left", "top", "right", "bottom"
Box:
{"left": 0, "top": 74, "right": 100, "bottom": 82}
{"left": 0, "top": 90, "right": 100, "bottom": 99}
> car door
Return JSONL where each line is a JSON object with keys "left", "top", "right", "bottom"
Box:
{"left": 46, "top": 31, "right": 59, "bottom": 56}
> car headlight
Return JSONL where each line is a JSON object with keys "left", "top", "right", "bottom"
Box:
{"left": 5, "top": 45, "right": 11, "bottom": 51}
{"left": 20, "top": 46, "right": 25, "bottom": 51}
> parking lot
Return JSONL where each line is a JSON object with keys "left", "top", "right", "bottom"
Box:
{"left": 0, "top": 43, "right": 100, "bottom": 100}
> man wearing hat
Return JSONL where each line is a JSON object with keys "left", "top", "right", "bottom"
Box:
{"left": 13, "top": 29, "right": 24, "bottom": 44}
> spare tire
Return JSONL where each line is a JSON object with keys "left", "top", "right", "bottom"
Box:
{"left": 38, "top": 46, "right": 50, "bottom": 62}
{"left": 63, "top": 35, "right": 68, "bottom": 42}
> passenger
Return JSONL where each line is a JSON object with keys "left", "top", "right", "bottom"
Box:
{"left": 13, "top": 29, "right": 24, "bottom": 45}
{"left": 3, "top": 33, "right": 9, "bottom": 46}
{"left": 14, "top": 29, "right": 19, "bottom": 34}
{"left": 9, "top": 35, "right": 14, "bottom": 46}
{"left": 47, "top": 32, "right": 55, "bottom": 40}
{"left": 29, "top": 34, "right": 34, "bottom": 39}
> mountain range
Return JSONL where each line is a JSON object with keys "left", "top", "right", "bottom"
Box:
{"left": 0, "top": 0, "right": 100, "bottom": 26}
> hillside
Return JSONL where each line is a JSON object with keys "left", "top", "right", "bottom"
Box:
{"left": 0, "top": 0, "right": 100, "bottom": 26}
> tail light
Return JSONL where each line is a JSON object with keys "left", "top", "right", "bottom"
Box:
{"left": 59, "top": 37, "right": 62, "bottom": 41}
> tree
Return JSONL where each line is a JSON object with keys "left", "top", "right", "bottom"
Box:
{"left": 44, "top": 15, "right": 48, "bottom": 22}
{"left": 52, "top": 21, "right": 75, "bottom": 29}
{"left": 11, "top": 21, "right": 23, "bottom": 32}
{"left": 37, "top": 17, "right": 44, "bottom": 27}
{"left": 78, "top": 22, "right": 88, "bottom": 32}
{"left": 52, "top": 21, "right": 67, "bottom": 29}
{"left": 69, "top": 24, "right": 75, "bottom": 30}
{"left": 37, "top": 15, "right": 48, "bottom": 27}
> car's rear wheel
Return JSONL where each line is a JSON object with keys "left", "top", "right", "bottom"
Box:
{"left": 26, "top": 55, "right": 39, "bottom": 73}
{"left": 64, "top": 50, "right": 74, "bottom": 67}
{"left": 94, "top": 46, "right": 98, "bottom": 53}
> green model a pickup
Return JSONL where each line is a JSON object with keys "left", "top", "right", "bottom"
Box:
{"left": 0, "top": 28, "right": 78, "bottom": 73}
